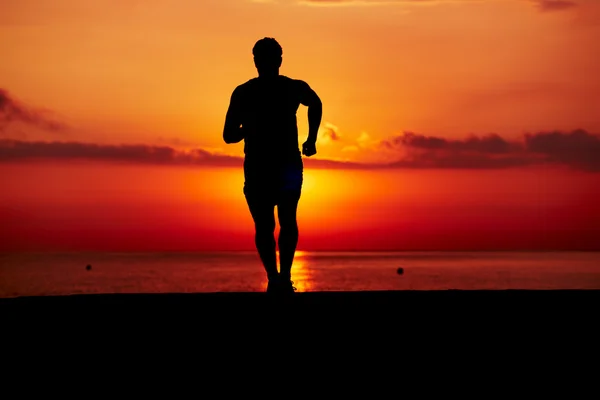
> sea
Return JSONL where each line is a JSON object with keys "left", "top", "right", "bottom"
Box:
{"left": 1, "top": 251, "right": 599, "bottom": 298}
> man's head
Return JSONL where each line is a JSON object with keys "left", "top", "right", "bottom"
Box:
{"left": 253, "top": 37, "right": 282, "bottom": 76}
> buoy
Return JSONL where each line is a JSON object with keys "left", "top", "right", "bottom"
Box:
{"left": 86, "top": 264, "right": 92, "bottom": 271}
{"left": 396, "top": 267, "right": 404, "bottom": 275}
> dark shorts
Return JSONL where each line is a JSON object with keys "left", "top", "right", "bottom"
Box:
{"left": 243, "top": 163, "right": 303, "bottom": 207}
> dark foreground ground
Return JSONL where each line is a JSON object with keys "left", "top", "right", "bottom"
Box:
{"left": 2, "top": 290, "right": 597, "bottom": 391}
{"left": 2, "top": 290, "right": 598, "bottom": 382}
{"left": 2, "top": 289, "right": 598, "bottom": 331}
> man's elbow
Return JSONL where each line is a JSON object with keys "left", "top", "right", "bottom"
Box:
{"left": 223, "top": 129, "right": 233, "bottom": 144}
{"left": 314, "top": 95, "right": 323, "bottom": 109}
{"left": 223, "top": 127, "right": 243, "bottom": 144}
{"left": 309, "top": 96, "right": 322, "bottom": 110}
{"left": 223, "top": 133, "right": 236, "bottom": 144}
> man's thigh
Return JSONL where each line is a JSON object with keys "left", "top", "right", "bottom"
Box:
{"left": 276, "top": 189, "right": 301, "bottom": 224}
{"left": 244, "top": 186, "right": 277, "bottom": 225}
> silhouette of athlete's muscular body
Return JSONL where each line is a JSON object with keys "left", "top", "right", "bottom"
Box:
{"left": 223, "top": 38, "right": 322, "bottom": 293}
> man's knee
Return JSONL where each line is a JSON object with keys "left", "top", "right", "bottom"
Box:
{"left": 279, "top": 218, "right": 298, "bottom": 232}
{"left": 255, "top": 221, "right": 276, "bottom": 235}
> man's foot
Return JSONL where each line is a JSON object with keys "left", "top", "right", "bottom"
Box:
{"left": 265, "top": 275, "right": 296, "bottom": 295}
{"left": 266, "top": 279, "right": 280, "bottom": 294}
{"left": 279, "top": 279, "right": 297, "bottom": 294}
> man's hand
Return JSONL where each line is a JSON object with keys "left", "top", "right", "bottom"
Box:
{"left": 302, "top": 140, "right": 317, "bottom": 157}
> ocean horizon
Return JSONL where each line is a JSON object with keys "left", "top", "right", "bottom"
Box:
{"left": 1, "top": 250, "right": 599, "bottom": 298}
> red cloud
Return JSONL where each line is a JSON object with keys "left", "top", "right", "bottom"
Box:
{"left": 0, "top": 88, "right": 67, "bottom": 133}
{"left": 2, "top": 129, "right": 599, "bottom": 171}
{"left": 0, "top": 139, "right": 366, "bottom": 169}
{"left": 382, "top": 129, "right": 600, "bottom": 171}
{"left": 533, "top": 0, "right": 577, "bottom": 12}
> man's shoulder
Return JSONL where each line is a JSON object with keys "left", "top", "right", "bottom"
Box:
{"left": 232, "top": 76, "right": 309, "bottom": 96}
{"left": 279, "top": 76, "right": 311, "bottom": 94}
{"left": 233, "top": 79, "right": 256, "bottom": 93}
{"left": 233, "top": 79, "right": 251, "bottom": 93}
{"left": 280, "top": 75, "right": 307, "bottom": 85}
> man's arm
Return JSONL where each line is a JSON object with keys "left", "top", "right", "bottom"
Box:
{"left": 223, "top": 87, "right": 244, "bottom": 144}
{"left": 298, "top": 81, "right": 322, "bottom": 156}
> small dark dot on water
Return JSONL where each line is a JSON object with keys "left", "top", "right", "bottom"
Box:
{"left": 396, "top": 267, "right": 404, "bottom": 275}
{"left": 86, "top": 264, "right": 92, "bottom": 271}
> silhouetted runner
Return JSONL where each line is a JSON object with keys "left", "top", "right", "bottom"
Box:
{"left": 223, "top": 37, "right": 322, "bottom": 294}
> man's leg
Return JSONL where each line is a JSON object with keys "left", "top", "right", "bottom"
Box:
{"left": 277, "top": 190, "right": 300, "bottom": 285}
{"left": 245, "top": 192, "right": 278, "bottom": 284}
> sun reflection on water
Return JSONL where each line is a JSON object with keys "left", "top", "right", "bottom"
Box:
{"left": 289, "top": 250, "right": 313, "bottom": 292}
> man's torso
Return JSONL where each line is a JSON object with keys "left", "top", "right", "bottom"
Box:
{"left": 236, "top": 75, "right": 304, "bottom": 170}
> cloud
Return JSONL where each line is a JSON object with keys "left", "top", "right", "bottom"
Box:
{"left": 317, "top": 122, "right": 341, "bottom": 145}
{"left": 0, "top": 140, "right": 243, "bottom": 167}
{"left": 0, "top": 139, "right": 366, "bottom": 169}
{"left": 342, "top": 145, "right": 359, "bottom": 152}
{"left": 305, "top": 156, "right": 368, "bottom": 169}
{"left": 301, "top": 0, "right": 439, "bottom": 3}
{"left": 1, "top": 130, "right": 598, "bottom": 171}
{"left": 299, "top": 0, "right": 452, "bottom": 6}
{"left": 382, "top": 129, "right": 600, "bottom": 171}
{"left": 0, "top": 88, "right": 67, "bottom": 133}
{"left": 156, "top": 136, "right": 200, "bottom": 148}
{"left": 389, "top": 132, "right": 520, "bottom": 153}
{"left": 532, "top": 0, "right": 578, "bottom": 12}
{"left": 524, "top": 129, "right": 600, "bottom": 171}
{"left": 356, "top": 132, "right": 381, "bottom": 149}
{"left": 299, "top": 0, "right": 580, "bottom": 12}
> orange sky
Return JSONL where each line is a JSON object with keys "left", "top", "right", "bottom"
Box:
{"left": 1, "top": 0, "right": 599, "bottom": 251}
